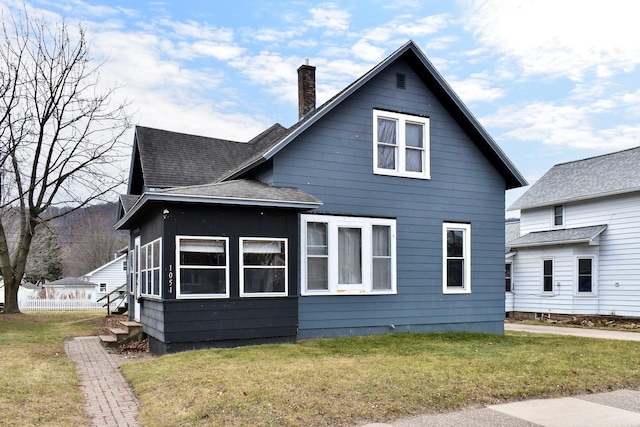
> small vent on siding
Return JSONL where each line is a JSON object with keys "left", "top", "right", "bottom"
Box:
{"left": 396, "top": 73, "right": 406, "bottom": 89}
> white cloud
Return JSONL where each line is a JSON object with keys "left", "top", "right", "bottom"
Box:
{"left": 461, "top": 0, "right": 640, "bottom": 81}
{"left": 483, "top": 102, "right": 640, "bottom": 150}
{"left": 306, "top": 3, "right": 350, "bottom": 32}
{"left": 449, "top": 73, "right": 505, "bottom": 103}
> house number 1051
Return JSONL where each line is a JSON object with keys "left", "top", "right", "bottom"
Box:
{"left": 168, "top": 265, "right": 174, "bottom": 294}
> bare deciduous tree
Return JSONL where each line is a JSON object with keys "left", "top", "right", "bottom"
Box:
{"left": 0, "top": 7, "right": 131, "bottom": 313}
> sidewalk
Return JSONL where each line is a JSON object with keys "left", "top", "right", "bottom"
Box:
{"left": 65, "top": 336, "right": 141, "bottom": 427}
{"left": 361, "top": 324, "right": 640, "bottom": 427}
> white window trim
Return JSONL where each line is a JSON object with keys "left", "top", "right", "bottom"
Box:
{"left": 541, "top": 257, "right": 554, "bottom": 295}
{"left": 552, "top": 205, "right": 564, "bottom": 228}
{"left": 575, "top": 256, "right": 597, "bottom": 296}
{"left": 239, "top": 237, "right": 288, "bottom": 298}
{"left": 442, "top": 222, "right": 471, "bottom": 294}
{"left": 301, "top": 214, "right": 397, "bottom": 296}
{"left": 373, "top": 109, "right": 430, "bottom": 179}
{"left": 176, "top": 236, "right": 230, "bottom": 299}
{"left": 140, "top": 237, "right": 162, "bottom": 298}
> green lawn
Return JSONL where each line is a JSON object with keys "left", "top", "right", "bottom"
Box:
{"left": 0, "top": 311, "right": 103, "bottom": 427}
{"left": 2, "top": 312, "right": 640, "bottom": 427}
{"left": 122, "top": 331, "right": 640, "bottom": 427}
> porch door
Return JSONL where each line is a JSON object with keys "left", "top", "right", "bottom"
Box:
{"left": 133, "top": 236, "right": 141, "bottom": 322}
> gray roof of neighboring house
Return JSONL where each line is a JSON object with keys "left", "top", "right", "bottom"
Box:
{"left": 47, "top": 277, "right": 97, "bottom": 287}
{"left": 508, "top": 225, "right": 607, "bottom": 248}
{"left": 505, "top": 219, "right": 521, "bottom": 244}
{"left": 509, "top": 146, "right": 640, "bottom": 211}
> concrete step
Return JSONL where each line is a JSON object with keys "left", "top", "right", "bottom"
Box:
{"left": 119, "top": 321, "right": 142, "bottom": 334}
{"left": 99, "top": 334, "right": 118, "bottom": 348}
{"left": 110, "top": 327, "right": 129, "bottom": 338}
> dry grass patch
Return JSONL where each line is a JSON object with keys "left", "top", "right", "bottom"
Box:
{"left": 122, "top": 332, "right": 640, "bottom": 426}
{"left": 0, "top": 311, "right": 104, "bottom": 426}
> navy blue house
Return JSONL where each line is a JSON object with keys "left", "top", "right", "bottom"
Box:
{"left": 116, "top": 41, "right": 526, "bottom": 354}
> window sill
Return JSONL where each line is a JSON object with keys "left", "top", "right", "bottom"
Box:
{"left": 443, "top": 288, "right": 471, "bottom": 295}
{"left": 301, "top": 290, "right": 397, "bottom": 296}
{"left": 374, "top": 169, "right": 430, "bottom": 180}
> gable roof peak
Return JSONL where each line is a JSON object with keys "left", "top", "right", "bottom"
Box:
{"left": 509, "top": 145, "right": 640, "bottom": 211}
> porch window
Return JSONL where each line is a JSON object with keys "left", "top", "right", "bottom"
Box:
{"left": 140, "top": 238, "right": 161, "bottom": 297}
{"left": 301, "top": 215, "right": 396, "bottom": 295}
{"left": 176, "top": 236, "right": 229, "bottom": 298}
{"left": 240, "top": 238, "right": 288, "bottom": 297}
{"left": 443, "top": 222, "right": 471, "bottom": 294}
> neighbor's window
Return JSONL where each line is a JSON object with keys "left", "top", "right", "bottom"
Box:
{"left": 301, "top": 214, "right": 396, "bottom": 295}
{"left": 505, "top": 263, "right": 512, "bottom": 292}
{"left": 443, "top": 223, "right": 471, "bottom": 294}
{"left": 577, "top": 258, "right": 593, "bottom": 293}
{"left": 373, "top": 109, "right": 430, "bottom": 179}
{"left": 542, "top": 259, "right": 553, "bottom": 293}
{"left": 140, "top": 238, "right": 161, "bottom": 297}
{"left": 240, "top": 238, "right": 288, "bottom": 297}
{"left": 176, "top": 236, "right": 229, "bottom": 298}
{"left": 99, "top": 283, "right": 107, "bottom": 292}
{"left": 553, "top": 205, "right": 564, "bottom": 226}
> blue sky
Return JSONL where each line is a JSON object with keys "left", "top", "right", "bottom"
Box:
{"left": 5, "top": 0, "right": 640, "bottom": 211}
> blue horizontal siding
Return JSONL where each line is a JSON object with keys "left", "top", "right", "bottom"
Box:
{"left": 271, "top": 59, "right": 506, "bottom": 337}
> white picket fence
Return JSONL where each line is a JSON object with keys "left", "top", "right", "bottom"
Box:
{"left": 18, "top": 298, "right": 121, "bottom": 311}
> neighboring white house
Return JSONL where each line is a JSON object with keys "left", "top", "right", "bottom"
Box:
{"left": 80, "top": 253, "right": 127, "bottom": 301}
{"left": 506, "top": 146, "right": 640, "bottom": 318}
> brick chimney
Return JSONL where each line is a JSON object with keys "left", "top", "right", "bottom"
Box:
{"left": 297, "top": 60, "right": 316, "bottom": 119}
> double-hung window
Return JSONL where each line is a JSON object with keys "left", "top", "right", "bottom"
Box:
{"left": 240, "top": 238, "right": 288, "bottom": 297}
{"left": 443, "top": 223, "right": 471, "bottom": 294}
{"left": 373, "top": 109, "right": 430, "bottom": 179}
{"left": 140, "top": 238, "right": 161, "bottom": 297}
{"left": 301, "top": 214, "right": 397, "bottom": 295}
{"left": 577, "top": 257, "right": 594, "bottom": 293}
{"left": 542, "top": 259, "right": 554, "bottom": 293}
{"left": 176, "top": 236, "right": 229, "bottom": 298}
{"left": 553, "top": 205, "right": 564, "bottom": 227}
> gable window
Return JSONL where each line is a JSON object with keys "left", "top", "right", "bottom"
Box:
{"left": 140, "top": 238, "right": 161, "bottom": 297}
{"left": 301, "top": 214, "right": 396, "bottom": 295}
{"left": 542, "top": 259, "right": 553, "bottom": 293}
{"left": 240, "top": 238, "right": 287, "bottom": 297}
{"left": 177, "top": 236, "right": 229, "bottom": 299}
{"left": 553, "top": 205, "right": 564, "bottom": 226}
{"left": 99, "top": 283, "right": 107, "bottom": 292}
{"left": 442, "top": 222, "right": 471, "bottom": 294}
{"left": 577, "top": 258, "right": 593, "bottom": 293}
{"left": 373, "top": 110, "right": 430, "bottom": 179}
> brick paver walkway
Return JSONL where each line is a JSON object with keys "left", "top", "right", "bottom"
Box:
{"left": 65, "top": 336, "right": 141, "bottom": 427}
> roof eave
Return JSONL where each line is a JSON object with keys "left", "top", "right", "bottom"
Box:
{"left": 509, "top": 188, "right": 640, "bottom": 211}
{"left": 115, "top": 192, "right": 322, "bottom": 230}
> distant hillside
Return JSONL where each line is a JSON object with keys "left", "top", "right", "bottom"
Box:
{"left": 52, "top": 202, "right": 127, "bottom": 277}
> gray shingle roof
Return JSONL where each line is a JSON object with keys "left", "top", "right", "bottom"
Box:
{"left": 135, "top": 124, "right": 286, "bottom": 188}
{"left": 509, "top": 146, "right": 640, "bottom": 210}
{"left": 119, "top": 194, "right": 139, "bottom": 214}
{"left": 154, "top": 179, "right": 322, "bottom": 206}
{"left": 508, "top": 225, "right": 607, "bottom": 248}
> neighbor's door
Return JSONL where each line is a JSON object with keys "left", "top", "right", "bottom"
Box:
{"left": 133, "top": 236, "right": 141, "bottom": 322}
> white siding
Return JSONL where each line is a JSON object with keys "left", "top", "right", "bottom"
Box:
{"left": 511, "top": 192, "right": 640, "bottom": 316}
{"left": 81, "top": 255, "right": 127, "bottom": 301}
